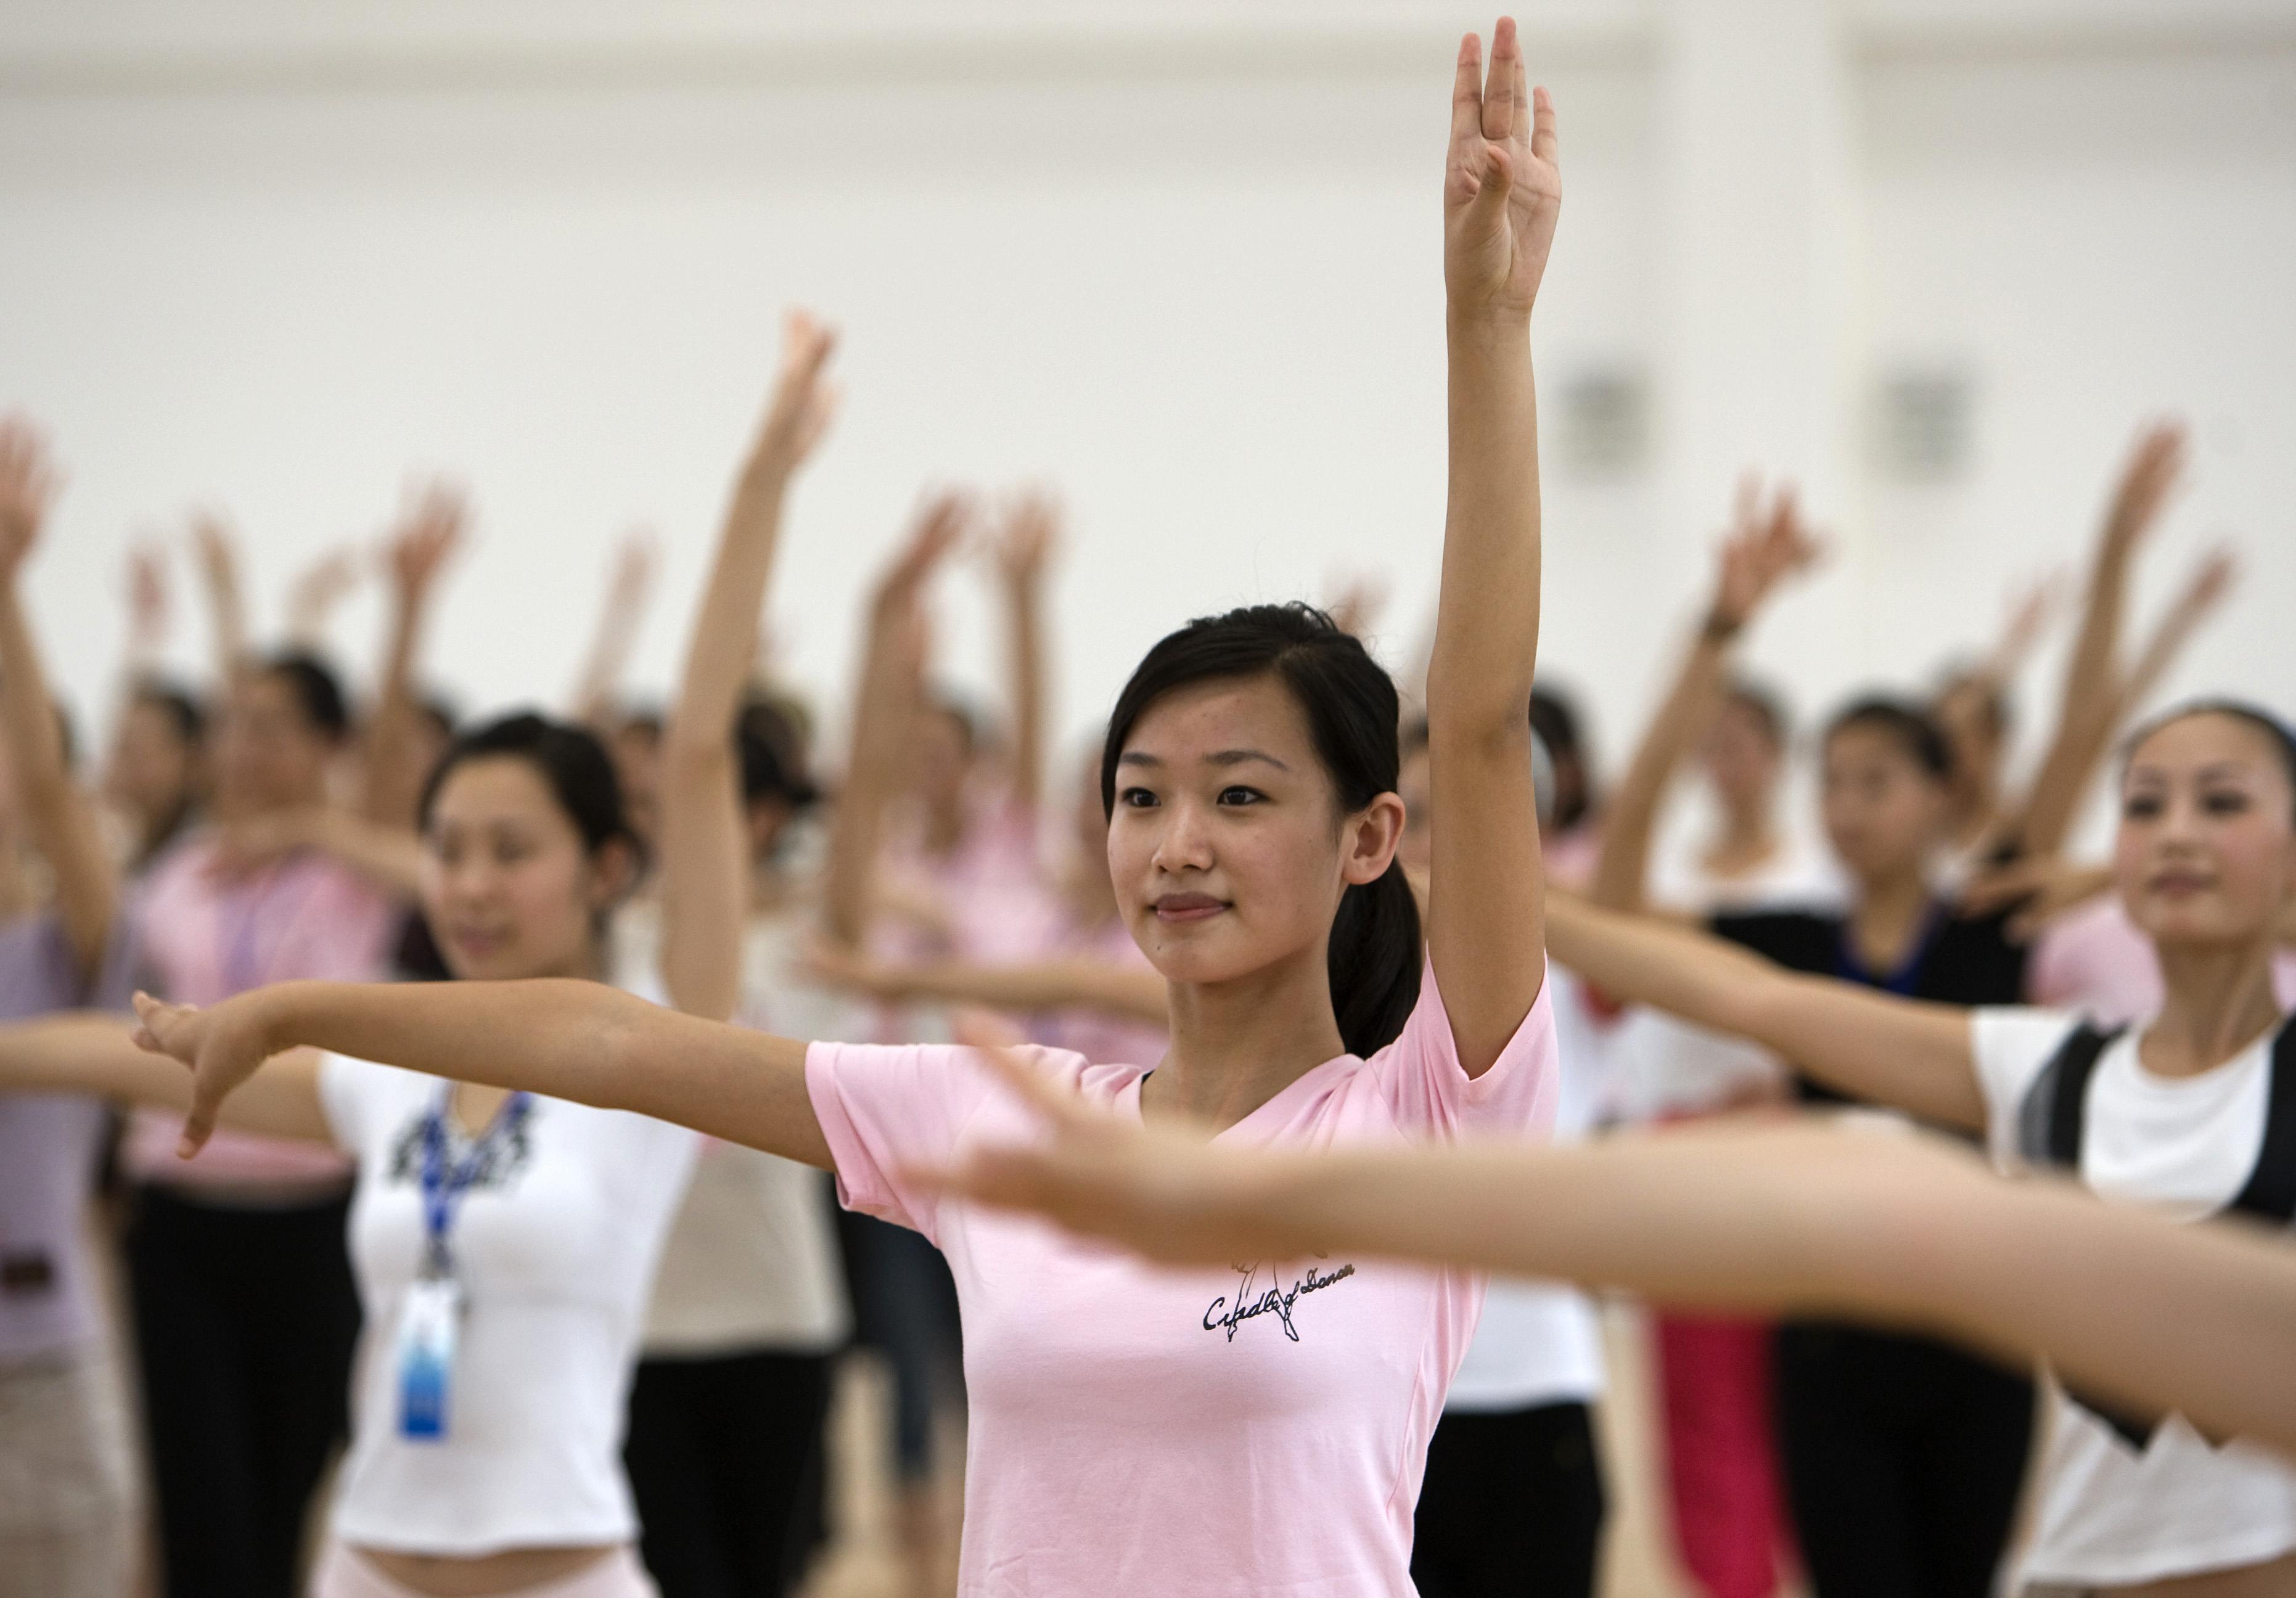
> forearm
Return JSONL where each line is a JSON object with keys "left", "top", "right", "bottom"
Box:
{"left": 309, "top": 809, "right": 422, "bottom": 899}
{"left": 821, "top": 619, "right": 912, "bottom": 945}
{"left": 0, "top": 589, "right": 117, "bottom": 963}
{"left": 247, "top": 979, "right": 830, "bottom": 1165}
{"left": 657, "top": 740, "right": 745, "bottom": 1021}
{"left": 1004, "top": 576, "right": 1048, "bottom": 813}
{"left": 1427, "top": 316, "right": 1541, "bottom": 741}
{"left": 361, "top": 600, "right": 430, "bottom": 827}
{"left": 0, "top": 1012, "right": 324, "bottom": 1142}
{"left": 1252, "top": 1124, "right": 2296, "bottom": 1456}
{"left": 1593, "top": 632, "right": 1729, "bottom": 911}
{"left": 890, "top": 959, "right": 1168, "bottom": 1027}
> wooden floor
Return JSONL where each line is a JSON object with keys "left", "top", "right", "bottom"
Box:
{"left": 797, "top": 1303, "right": 1760, "bottom": 1598}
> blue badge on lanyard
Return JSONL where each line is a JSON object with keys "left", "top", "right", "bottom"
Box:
{"left": 396, "top": 1084, "right": 532, "bottom": 1441}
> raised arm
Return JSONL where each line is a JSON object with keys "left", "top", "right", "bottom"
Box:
{"left": 133, "top": 978, "right": 830, "bottom": 1169}
{"left": 2011, "top": 422, "right": 2184, "bottom": 860}
{"left": 0, "top": 420, "right": 117, "bottom": 976}
{"left": 1591, "top": 481, "right": 1819, "bottom": 914}
{"left": 284, "top": 544, "right": 362, "bottom": 654}
{"left": 820, "top": 496, "right": 966, "bottom": 946}
{"left": 2110, "top": 544, "right": 2237, "bottom": 729}
{"left": 186, "top": 507, "right": 251, "bottom": 686}
{"left": 925, "top": 1061, "right": 2296, "bottom": 1461}
{"left": 361, "top": 482, "right": 467, "bottom": 829}
{"left": 1546, "top": 891, "right": 1985, "bottom": 1130}
{"left": 1425, "top": 19, "right": 1561, "bottom": 1071}
{"left": 120, "top": 540, "right": 171, "bottom": 683}
{"left": 567, "top": 528, "right": 658, "bottom": 732}
{"left": 660, "top": 311, "right": 838, "bottom": 1022}
{"left": 986, "top": 490, "right": 1057, "bottom": 816}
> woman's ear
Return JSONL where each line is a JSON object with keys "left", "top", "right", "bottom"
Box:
{"left": 588, "top": 837, "right": 641, "bottom": 911}
{"left": 1342, "top": 792, "right": 1408, "bottom": 887}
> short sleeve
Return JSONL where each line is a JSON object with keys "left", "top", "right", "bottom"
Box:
{"left": 315, "top": 1052, "right": 385, "bottom": 1156}
{"left": 1369, "top": 957, "right": 1558, "bottom": 1140}
{"left": 1967, "top": 1007, "right": 2083, "bottom": 1171}
{"left": 805, "top": 1041, "right": 1005, "bottom": 1242}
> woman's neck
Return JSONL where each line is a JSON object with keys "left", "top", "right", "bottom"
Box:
{"left": 2145, "top": 939, "right": 2285, "bottom": 1080}
{"left": 1702, "top": 804, "right": 1781, "bottom": 880}
{"left": 1848, "top": 867, "right": 1933, "bottom": 973}
{"left": 1149, "top": 945, "right": 1348, "bottom": 1131}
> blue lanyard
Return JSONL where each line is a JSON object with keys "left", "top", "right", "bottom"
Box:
{"left": 419, "top": 1085, "right": 532, "bottom": 1278}
{"left": 1834, "top": 902, "right": 1945, "bottom": 998}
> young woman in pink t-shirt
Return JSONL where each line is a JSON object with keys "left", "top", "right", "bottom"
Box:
{"left": 131, "top": 23, "right": 1564, "bottom": 1596}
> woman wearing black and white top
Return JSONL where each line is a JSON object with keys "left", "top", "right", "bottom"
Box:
{"left": 1549, "top": 699, "right": 2296, "bottom": 1595}
{"left": 0, "top": 316, "right": 840, "bottom": 1598}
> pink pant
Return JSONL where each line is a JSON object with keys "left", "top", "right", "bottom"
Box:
{"left": 1654, "top": 1313, "right": 1796, "bottom": 1598}
{"left": 309, "top": 1544, "right": 658, "bottom": 1598}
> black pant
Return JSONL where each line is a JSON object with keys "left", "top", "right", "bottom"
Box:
{"left": 126, "top": 1184, "right": 361, "bottom": 1598}
{"left": 1774, "top": 1322, "right": 2035, "bottom": 1598}
{"left": 1412, "top": 1400, "right": 1607, "bottom": 1598}
{"left": 835, "top": 1210, "right": 963, "bottom": 1483}
{"left": 625, "top": 1349, "right": 835, "bottom": 1598}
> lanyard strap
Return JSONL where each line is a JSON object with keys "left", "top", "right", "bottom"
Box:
{"left": 419, "top": 1085, "right": 532, "bottom": 1276}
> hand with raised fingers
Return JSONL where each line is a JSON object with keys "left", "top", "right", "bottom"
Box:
{"left": 901, "top": 1017, "right": 1317, "bottom": 1267}
{"left": 871, "top": 491, "right": 970, "bottom": 620}
{"left": 990, "top": 489, "right": 1061, "bottom": 592}
{"left": 748, "top": 309, "right": 840, "bottom": 480}
{"left": 383, "top": 479, "right": 470, "bottom": 604}
{"left": 2102, "top": 422, "right": 2187, "bottom": 552}
{"left": 1324, "top": 570, "right": 1393, "bottom": 642}
{"left": 130, "top": 988, "right": 278, "bottom": 1158}
{"left": 126, "top": 541, "right": 171, "bottom": 642}
{"left": 1710, "top": 477, "right": 1823, "bottom": 636}
{"left": 1994, "top": 568, "right": 2070, "bottom": 676}
{"left": 0, "top": 416, "right": 62, "bottom": 584}
{"left": 1444, "top": 17, "right": 1560, "bottom": 320}
{"left": 285, "top": 546, "right": 363, "bottom": 644}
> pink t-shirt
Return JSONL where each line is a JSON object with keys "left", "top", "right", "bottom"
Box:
{"left": 125, "top": 833, "right": 398, "bottom": 1190}
{"left": 2030, "top": 896, "right": 2296, "bottom": 1028}
{"left": 806, "top": 960, "right": 1557, "bottom": 1597}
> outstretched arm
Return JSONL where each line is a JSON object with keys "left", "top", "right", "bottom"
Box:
{"left": 807, "top": 940, "right": 1169, "bottom": 1028}
{"left": 1425, "top": 19, "right": 1562, "bottom": 1073}
{"left": 0, "top": 1013, "right": 329, "bottom": 1144}
{"left": 187, "top": 508, "right": 250, "bottom": 687}
{"left": 1591, "top": 480, "right": 1819, "bottom": 914}
{"left": 922, "top": 1055, "right": 2296, "bottom": 1461}
{"left": 133, "top": 979, "right": 830, "bottom": 1168}
{"left": 821, "top": 497, "right": 966, "bottom": 947}
{"left": 361, "top": 482, "right": 467, "bottom": 829}
{"left": 1547, "top": 891, "right": 1985, "bottom": 1129}
{"left": 0, "top": 420, "right": 118, "bottom": 976}
{"left": 567, "top": 530, "right": 658, "bottom": 732}
{"left": 2110, "top": 543, "right": 2237, "bottom": 730}
{"left": 661, "top": 311, "right": 838, "bottom": 1022}
{"left": 2011, "top": 423, "right": 2184, "bottom": 860}
{"left": 988, "top": 490, "right": 1057, "bottom": 817}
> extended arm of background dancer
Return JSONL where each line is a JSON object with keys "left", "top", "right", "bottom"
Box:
{"left": 907, "top": 1040, "right": 2296, "bottom": 1462}
{"left": 359, "top": 480, "right": 467, "bottom": 831}
{"left": 565, "top": 526, "right": 659, "bottom": 735}
{"left": 1543, "top": 890, "right": 1985, "bottom": 1131}
{"left": 0, "top": 418, "right": 120, "bottom": 978}
{"left": 660, "top": 309, "right": 838, "bottom": 1023}
{"left": 1425, "top": 18, "right": 1559, "bottom": 1073}
{"left": 1588, "top": 480, "right": 1820, "bottom": 919}
{"left": 819, "top": 494, "right": 967, "bottom": 950}
{"left": 186, "top": 504, "right": 251, "bottom": 691}
{"left": 2007, "top": 421, "right": 2186, "bottom": 863}
{"left": 987, "top": 488, "right": 1057, "bottom": 818}
{"left": 804, "top": 937, "right": 1170, "bottom": 1028}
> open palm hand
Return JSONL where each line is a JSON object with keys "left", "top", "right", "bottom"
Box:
{"left": 1444, "top": 18, "right": 1560, "bottom": 319}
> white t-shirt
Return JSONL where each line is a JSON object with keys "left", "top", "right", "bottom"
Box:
{"left": 1445, "top": 964, "right": 1608, "bottom": 1412}
{"left": 1612, "top": 837, "right": 1841, "bottom": 1122}
{"left": 318, "top": 1053, "right": 699, "bottom": 1555}
{"left": 639, "top": 913, "right": 856, "bottom": 1356}
{"left": 1970, "top": 1008, "right": 2296, "bottom": 1586}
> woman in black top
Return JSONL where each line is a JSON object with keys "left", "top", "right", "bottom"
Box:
{"left": 1596, "top": 687, "right": 2032, "bottom": 1598}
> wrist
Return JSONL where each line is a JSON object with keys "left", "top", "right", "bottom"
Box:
{"left": 1702, "top": 608, "right": 1745, "bottom": 644}
{"left": 1446, "top": 301, "right": 1535, "bottom": 338}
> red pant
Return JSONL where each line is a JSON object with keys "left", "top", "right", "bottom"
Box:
{"left": 1654, "top": 1313, "right": 1796, "bottom": 1598}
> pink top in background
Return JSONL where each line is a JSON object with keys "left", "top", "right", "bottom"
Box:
{"left": 1025, "top": 909, "right": 1168, "bottom": 1070}
{"left": 880, "top": 787, "right": 1062, "bottom": 967}
{"left": 125, "top": 834, "right": 398, "bottom": 1190}
{"left": 2028, "top": 895, "right": 2296, "bottom": 1029}
{"left": 806, "top": 961, "right": 1557, "bottom": 1597}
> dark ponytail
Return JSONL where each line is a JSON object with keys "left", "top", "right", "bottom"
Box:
{"left": 1101, "top": 603, "right": 1420, "bottom": 1058}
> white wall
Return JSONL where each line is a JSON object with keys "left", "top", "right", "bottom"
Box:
{"left": 0, "top": 1, "right": 2289, "bottom": 826}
